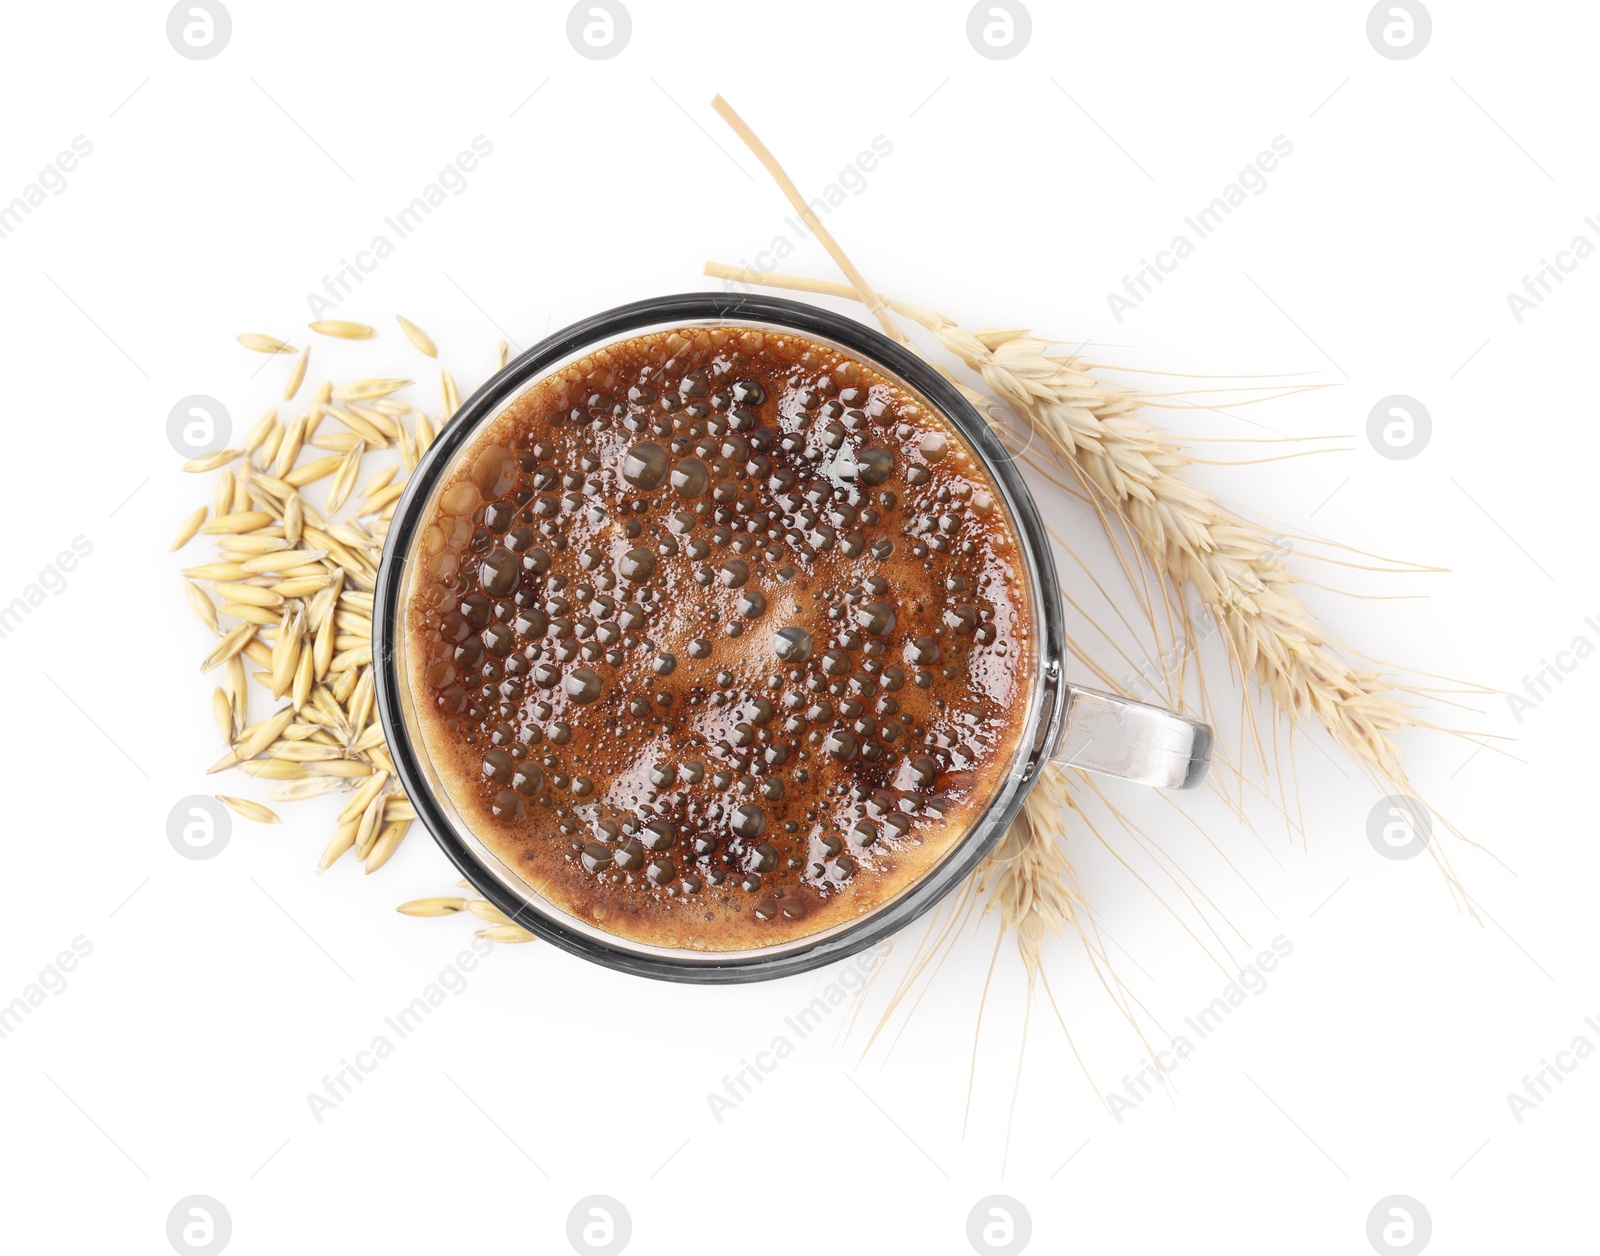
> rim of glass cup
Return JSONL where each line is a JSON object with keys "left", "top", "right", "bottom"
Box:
{"left": 373, "top": 292, "right": 1067, "bottom": 983}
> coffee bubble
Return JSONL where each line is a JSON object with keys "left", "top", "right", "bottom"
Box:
{"left": 671, "top": 458, "right": 709, "bottom": 498}
{"left": 730, "top": 804, "right": 768, "bottom": 839}
{"left": 618, "top": 548, "right": 656, "bottom": 582}
{"left": 856, "top": 601, "right": 897, "bottom": 636}
{"left": 563, "top": 668, "right": 603, "bottom": 704}
{"left": 471, "top": 445, "right": 516, "bottom": 497}
{"left": 622, "top": 441, "right": 669, "bottom": 489}
{"left": 774, "top": 626, "right": 814, "bottom": 663}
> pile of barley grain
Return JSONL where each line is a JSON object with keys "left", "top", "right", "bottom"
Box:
{"left": 175, "top": 317, "right": 531, "bottom": 942}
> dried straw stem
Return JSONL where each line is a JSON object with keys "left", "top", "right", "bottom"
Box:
{"left": 698, "top": 109, "right": 1494, "bottom": 1163}
{"left": 702, "top": 106, "right": 1183, "bottom": 1065}
{"left": 979, "top": 766, "right": 1083, "bottom": 981}
{"left": 702, "top": 261, "right": 1482, "bottom": 901}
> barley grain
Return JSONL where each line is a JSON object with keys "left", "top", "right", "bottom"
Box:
{"left": 335, "top": 378, "right": 411, "bottom": 402}
{"left": 350, "top": 722, "right": 387, "bottom": 753}
{"left": 334, "top": 609, "right": 373, "bottom": 637}
{"left": 183, "top": 448, "right": 242, "bottom": 474}
{"left": 219, "top": 602, "right": 280, "bottom": 626}
{"left": 220, "top": 532, "right": 289, "bottom": 553}
{"left": 184, "top": 583, "right": 220, "bottom": 634}
{"left": 337, "top": 771, "right": 389, "bottom": 824}
{"left": 329, "top": 665, "right": 360, "bottom": 705}
{"left": 306, "top": 759, "right": 373, "bottom": 778}
{"left": 346, "top": 670, "right": 374, "bottom": 736}
{"left": 310, "top": 685, "right": 349, "bottom": 734}
{"left": 270, "top": 605, "right": 302, "bottom": 697}
{"left": 465, "top": 901, "right": 510, "bottom": 925}
{"left": 214, "top": 581, "right": 284, "bottom": 609}
{"left": 170, "top": 507, "right": 208, "bottom": 551}
{"left": 359, "top": 466, "right": 397, "bottom": 498}
{"left": 238, "top": 333, "right": 295, "bottom": 354}
{"left": 284, "top": 456, "right": 343, "bottom": 488}
{"left": 268, "top": 777, "right": 341, "bottom": 802}
{"left": 476, "top": 925, "right": 534, "bottom": 944}
{"left": 329, "top": 645, "right": 372, "bottom": 673}
{"left": 282, "top": 494, "right": 304, "bottom": 547}
{"left": 328, "top": 407, "right": 387, "bottom": 446}
{"left": 240, "top": 549, "right": 325, "bottom": 574}
{"left": 238, "top": 759, "right": 308, "bottom": 780}
{"left": 271, "top": 576, "right": 331, "bottom": 600}
{"left": 397, "top": 896, "right": 465, "bottom": 917}
{"left": 359, "top": 483, "right": 405, "bottom": 515}
{"left": 245, "top": 473, "right": 294, "bottom": 502}
{"left": 217, "top": 795, "right": 282, "bottom": 824}
{"left": 353, "top": 792, "right": 385, "bottom": 858}
{"left": 184, "top": 562, "right": 247, "bottom": 581}
{"left": 269, "top": 741, "right": 344, "bottom": 762}
{"left": 364, "top": 819, "right": 409, "bottom": 872}
{"left": 317, "top": 819, "right": 359, "bottom": 872}
{"left": 351, "top": 404, "right": 400, "bottom": 441}
{"left": 308, "top": 320, "right": 376, "bottom": 339}
{"left": 211, "top": 687, "right": 234, "bottom": 740}
{"left": 245, "top": 407, "right": 278, "bottom": 454}
{"left": 201, "top": 621, "right": 254, "bottom": 671}
{"left": 235, "top": 707, "right": 294, "bottom": 762}
{"left": 292, "top": 646, "right": 314, "bottom": 710}
{"left": 257, "top": 422, "right": 285, "bottom": 469}
{"left": 284, "top": 346, "right": 309, "bottom": 400}
{"left": 396, "top": 315, "right": 437, "bottom": 357}
{"left": 273, "top": 414, "right": 307, "bottom": 479}
{"left": 309, "top": 432, "right": 362, "bottom": 455}
{"left": 225, "top": 655, "right": 248, "bottom": 727}
{"left": 312, "top": 606, "right": 335, "bottom": 679}
{"left": 202, "top": 511, "right": 274, "bottom": 536}
{"left": 326, "top": 441, "right": 365, "bottom": 514}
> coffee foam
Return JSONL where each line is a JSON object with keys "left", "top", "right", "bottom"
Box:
{"left": 405, "top": 326, "right": 1033, "bottom": 951}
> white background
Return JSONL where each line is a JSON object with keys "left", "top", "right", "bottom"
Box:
{"left": 1, "top": 1, "right": 1595, "bottom": 1253}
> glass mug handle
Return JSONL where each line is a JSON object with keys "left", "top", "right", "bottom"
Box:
{"left": 1051, "top": 685, "right": 1212, "bottom": 790}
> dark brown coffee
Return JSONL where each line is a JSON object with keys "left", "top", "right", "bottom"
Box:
{"left": 405, "top": 326, "right": 1032, "bottom": 950}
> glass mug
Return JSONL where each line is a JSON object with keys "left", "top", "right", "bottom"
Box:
{"left": 374, "top": 294, "right": 1211, "bottom": 983}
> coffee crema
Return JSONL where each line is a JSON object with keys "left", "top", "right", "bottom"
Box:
{"left": 404, "top": 325, "right": 1033, "bottom": 951}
